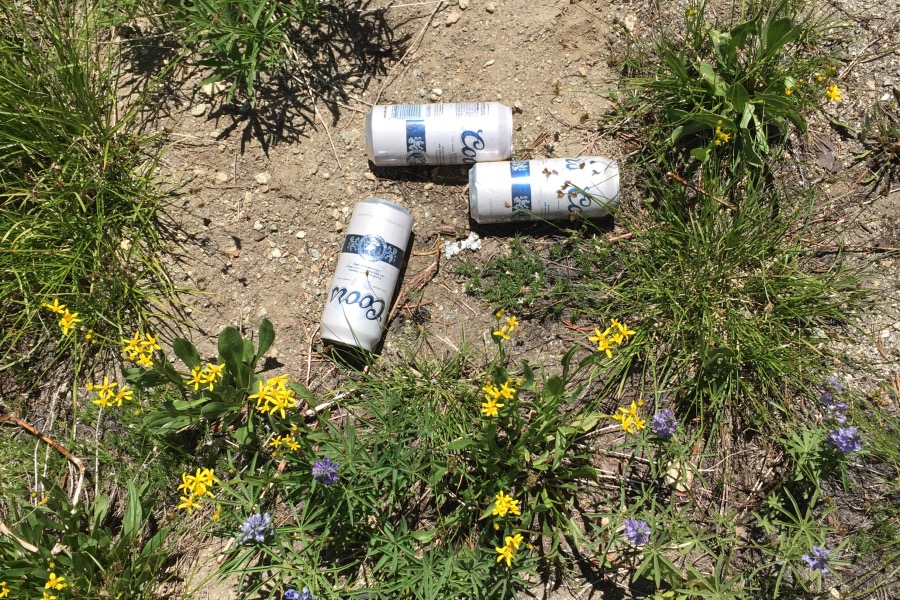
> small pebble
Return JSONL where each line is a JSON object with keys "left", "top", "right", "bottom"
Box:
{"left": 214, "top": 172, "right": 229, "bottom": 184}
{"left": 191, "top": 103, "right": 209, "bottom": 117}
{"left": 253, "top": 220, "right": 264, "bottom": 231}
{"left": 483, "top": 59, "right": 495, "bottom": 67}
{"left": 577, "top": 67, "right": 588, "bottom": 77}
{"left": 295, "top": 230, "right": 306, "bottom": 239}
{"left": 255, "top": 172, "right": 271, "bottom": 184}
{"left": 445, "top": 10, "right": 461, "bottom": 25}
{"left": 514, "top": 100, "right": 523, "bottom": 112}
{"left": 322, "top": 172, "right": 331, "bottom": 180}
{"left": 432, "top": 88, "right": 443, "bottom": 96}
{"left": 256, "top": 306, "right": 268, "bottom": 319}
{"left": 458, "top": 0, "right": 469, "bottom": 8}
{"left": 364, "top": 172, "right": 377, "bottom": 181}
{"left": 334, "top": 221, "right": 344, "bottom": 231}
{"left": 271, "top": 248, "right": 283, "bottom": 258}
{"left": 423, "top": 182, "right": 434, "bottom": 191}
{"left": 486, "top": 2, "right": 495, "bottom": 13}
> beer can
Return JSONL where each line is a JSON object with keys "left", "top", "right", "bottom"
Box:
{"left": 365, "top": 102, "right": 513, "bottom": 166}
{"left": 320, "top": 198, "right": 413, "bottom": 352}
{"left": 468, "top": 156, "right": 620, "bottom": 224}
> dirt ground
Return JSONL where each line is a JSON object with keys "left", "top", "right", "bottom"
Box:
{"left": 129, "top": 0, "right": 900, "bottom": 596}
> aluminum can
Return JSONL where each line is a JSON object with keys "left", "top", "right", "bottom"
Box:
{"left": 365, "top": 102, "right": 513, "bottom": 166}
{"left": 320, "top": 198, "right": 413, "bottom": 351}
{"left": 468, "top": 156, "right": 620, "bottom": 224}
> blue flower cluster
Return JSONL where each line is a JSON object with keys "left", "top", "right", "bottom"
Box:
{"left": 820, "top": 375, "right": 847, "bottom": 424}
{"left": 820, "top": 377, "right": 861, "bottom": 454}
{"left": 237, "top": 512, "right": 273, "bottom": 544}
{"left": 650, "top": 408, "right": 677, "bottom": 438}
{"left": 312, "top": 457, "right": 339, "bottom": 485}
{"left": 623, "top": 517, "right": 651, "bottom": 546}
{"left": 284, "top": 587, "right": 315, "bottom": 600}
{"left": 801, "top": 545, "right": 831, "bottom": 574}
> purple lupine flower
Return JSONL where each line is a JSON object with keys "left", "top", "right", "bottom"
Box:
{"left": 825, "top": 376, "right": 844, "bottom": 395}
{"left": 312, "top": 457, "right": 339, "bottom": 485}
{"left": 827, "top": 427, "right": 862, "bottom": 453}
{"left": 623, "top": 517, "right": 651, "bottom": 546}
{"left": 237, "top": 512, "right": 273, "bottom": 544}
{"left": 284, "top": 588, "right": 315, "bottom": 600}
{"left": 650, "top": 408, "right": 678, "bottom": 438}
{"left": 801, "top": 546, "right": 831, "bottom": 573}
{"left": 829, "top": 401, "right": 848, "bottom": 424}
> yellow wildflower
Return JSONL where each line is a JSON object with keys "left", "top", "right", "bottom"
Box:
{"left": 187, "top": 366, "right": 204, "bottom": 391}
{"left": 493, "top": 325, "right": 511, "bottom": 340}
{"left": 589, "top": 328, "right": 614, "bottom": 358}
{"left": 507, "top": 533, "right": 524, "bottom": 550}
{"left": 612, "top": 400, "right": 646, "bottom": 434}
{"left": 212, "top": 504, "right": 221, "bottom": 522}
{"left": 59, "top": 310, "right": 81, "bottom": 335}
{"left": 825, "top": 84, "right": 842, "bottom": 102}
{"left": 784, "top": 87, "right": 793, "bottom": 95}
{"left": 0, "top": 581, "right": 8, "bottom": 598}
{"left": 114, "top": 386, "right": 133, "bottom": 407}
{"left": 42, "top": 593, "right": 56, "bottom": 600}
{"left": 141, "top": 333, "right": 161, "bottom": 353}
{"left": 499, "top": 381, "right": 516, "bottom": 399}
{"left": 42, "top": 299, "right": 66, "bottom": 314}
{"left": 177, "top": 494, "right": 200, "bottom": 514}
{"left": 492, "top": 491, "right": 521, "bottom": 518}
{"left": 505, "top": 316, "right": 519, "bottom": 331}
{"left": 481, "top": 397, "right": 504, "bottom": 417}
{"left": 45, "top": 573, "right": 66, "bottom": 590}
{"left": 495, "top": 543, "right": 515, "bottom": 567}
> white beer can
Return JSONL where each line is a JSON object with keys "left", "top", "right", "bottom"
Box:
{"left": 365, "top": 102, "right": 513, "bottom": 166}
{"left": 320, "top": 198, "right": 413, "bottom": 352}
{"left": 468, "top": 156, "right": 620, "bottom": 224}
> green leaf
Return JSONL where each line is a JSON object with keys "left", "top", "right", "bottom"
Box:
{"left": 254, "top": 318, "right": 275, "bottom": 366}
{"left": 446, "top": 438, "right": 474, "bottom": 451}
{"left": 235, "top": 424, "right": 251, "bottom": 446}
{"left": 288, "top": 382, "right": 317, "bottom": 406}
{"left": 697, "top": 63, "right": 725, "bottom": 97}
{"left": 739, "top": 103, "right": 755, "bottom": 129}
{"left": 172, "top": 398, "right": 208, "bottom": 411}
{"left": 726, "top": 83, "right": 749, "bottom": 113}
{"left": 762, "top": 17, "right": 800, "bottom": 58}
{"left": 172, "top": 338, "right": 201, "bottom": 369}
{"left": 690, "top": 147, "right": 709, "bottom": 163}
{"left": 201, "top": 402, "right": 230, "bottom": 420}
{"left": 662, "top": 52, "right": 689, "bottom": 82}
{"left": 411, "top": 529, "right": 437, "bottom": 543}
{"left": 122, "top": 480, "right": 142, "bottom": 540}
{"left": 218, "top": 327, "right": 246, "bottom": 389}
{"left": 544, "top": 376, "right": 564, "bottom": 399}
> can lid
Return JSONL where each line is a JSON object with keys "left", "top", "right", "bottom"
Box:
{"left": 362, "top": 197, "right": 411, "bottom": 215}
{"left": 364, "top": 110, "right": 375, "bottom": 162}
{"left": 467, "top": 165, "right": 480, "bottom": 223}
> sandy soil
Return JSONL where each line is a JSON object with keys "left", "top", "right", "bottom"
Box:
{"left": 123, "top": 0, "right": 900, "bottom": 596}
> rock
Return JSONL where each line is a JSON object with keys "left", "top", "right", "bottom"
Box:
{"left": 214, "top": 171, "right": 229, "bottom": 184}
{"left": 623, "top": 14, "right": 637, "bottom": 32}
{"left": 200, "top": 81, "right": 228, "bottom": 97}
{"left": 885, "top": 78, "right": 895, "bottom": 87}
{"left": 483, "top": 59, "right": 495, "bottom": 67}
{"left": 191, "top": 103, "right": 209, "bottom": 117}
{"left": 577, "top": 67, "right": 588, "bottom": 77}
{"left": 253, "top": 220, "right": 264, "bottom": 231}
{"left": 364, "top": 171, "right": 376, "bottom": 181}
{"left": 458, "top": 0, "right": 469, "bottom": 8}
{"left": 513, "top": 100, "right": 523, "bottom": 112}
{"left": 295, "top": 230, "right": 306, "bottom": 239}
{"left": 334, "top": 221, "right": 344, "bottom": 231}
{"left": 486, "top": 2, "right": 495, "bottom": 13}
{"left": 866, "top": 79, "right": 876, "bottom": 90}
{"left": 445, "top": 11, "right": 461, "bottom": 25}
{"left": 432, "top": 88, "right": 443, "bottom": 96}
{"left": 322, "top": 172, "right": 331, "bottom": 180}
{"left": 271, "top": 248, "right": 283, "bottom": 258}
{"left": 255, "top": 171, "right": 271, "bottom": 184}
{"left": 256, "top": 306, "right": 268, "bottom": 319}
{"left": 269, "top": 223, "right": 278, "bottom": 232}
{"left": 423, "top": 182, "right": 435, "bottom": 191}
{"left": 224, "top": 245, "right": 240, "bottom": 259}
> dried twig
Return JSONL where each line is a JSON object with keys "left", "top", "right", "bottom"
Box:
{"left": 667, "top": 171, "right": 738, "bottom": 212}
{"left": 0, "top": 415, "right": 85, "bottom": 508}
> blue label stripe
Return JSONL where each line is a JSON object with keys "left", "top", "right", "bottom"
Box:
{"left": 342, "top": 234, "right": 405, "bottom": 269}
{"left": 405, "top": 120, "right": 426, "bottom": 165}
{"left": 510, "top": 161, "right": 531, "bottom": 178}
{"left": 510, "top": 182, "right": 532, "bottom": 214}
